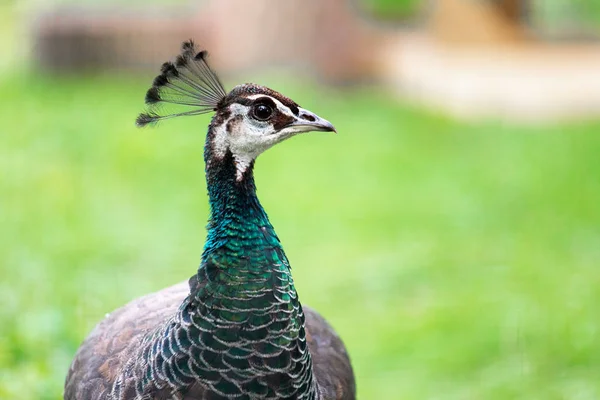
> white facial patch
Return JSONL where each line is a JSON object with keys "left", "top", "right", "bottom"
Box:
{"left": 211, "top": 99, "right": 300, "bottom": 181}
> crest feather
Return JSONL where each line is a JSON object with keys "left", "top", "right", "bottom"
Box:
{"left": 136, "top": 40, "right": 227, "bottom": 127}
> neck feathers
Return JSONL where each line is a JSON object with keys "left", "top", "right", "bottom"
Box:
{"left": 203, "top": 136, "right": 269, "bottom": 259}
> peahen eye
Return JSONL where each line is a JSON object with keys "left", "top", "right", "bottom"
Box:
{"left": 252, "top": 104, "right": 273, "bottom": 121}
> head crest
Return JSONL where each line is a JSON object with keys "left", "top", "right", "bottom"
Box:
{"left": 136, "top": 40, "right": 227, "bottom": 127}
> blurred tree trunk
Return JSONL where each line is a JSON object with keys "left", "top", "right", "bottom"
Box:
{"left": 492, "top": 0, "right": 529, "bottom": 23}
{"left": 428, "top": 0, "right": 530, "bottom": 45}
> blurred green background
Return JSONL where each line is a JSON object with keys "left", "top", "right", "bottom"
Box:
{"left": 362, "top": 0, "right": 600, "bottom": 27}
{"left": 2, "top": 1, "right": 600, "bottom": 399}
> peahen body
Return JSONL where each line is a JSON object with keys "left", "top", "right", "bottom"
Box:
{"left": 64, "top": 41, "right": 355, "bottom": 400}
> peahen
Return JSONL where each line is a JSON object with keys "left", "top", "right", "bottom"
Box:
{"left": 64, "top": 40, "right": 355, "bottom": 400}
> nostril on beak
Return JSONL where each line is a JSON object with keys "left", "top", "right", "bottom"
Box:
{"left": 301, "top": 113, "right": 316, "bottom": 122}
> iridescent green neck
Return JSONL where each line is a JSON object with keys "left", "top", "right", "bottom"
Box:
{"left": 202, "top": 150, "right": 280, "bottom": 263}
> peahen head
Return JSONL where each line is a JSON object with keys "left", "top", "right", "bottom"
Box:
{"left": 137, "top": 40, "right": 335, "bottom": 180}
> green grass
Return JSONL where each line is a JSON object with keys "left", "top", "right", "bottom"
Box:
{"left": 1, "top": 70, "right": 600, "bottom": 400}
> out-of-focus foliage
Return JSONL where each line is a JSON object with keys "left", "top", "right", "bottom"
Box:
{"left": 533, "top": 0, "right": 600, "bottom": 34}
{"left": 361, "top": 0, "right": 600, "bottom": 29}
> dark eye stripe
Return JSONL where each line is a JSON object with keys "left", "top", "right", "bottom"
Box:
{"left": 271, "top": 113, "right": 295, "bottom": 131}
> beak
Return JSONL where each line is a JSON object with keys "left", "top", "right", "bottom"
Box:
{"left": 287, "top": 107, "right": 337, "bottom": 133}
